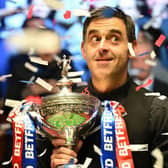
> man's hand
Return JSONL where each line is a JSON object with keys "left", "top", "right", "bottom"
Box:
{"left": 50, "top": 138, "right": 83, "bottom": 168}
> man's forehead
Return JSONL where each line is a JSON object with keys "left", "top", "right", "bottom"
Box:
{"left": 86, "top": 17, "right": 126, "bottom": 35}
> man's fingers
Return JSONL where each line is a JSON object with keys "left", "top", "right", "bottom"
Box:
{"left": 52, "top": 146, "right": 77, "bottom": 158}
{"left": 52, "top": 138, "right": 66, "bottom": 147}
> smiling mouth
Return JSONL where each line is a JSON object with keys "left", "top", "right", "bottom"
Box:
{"left": 95, "top": 58, "right": 113, "bottom": 61}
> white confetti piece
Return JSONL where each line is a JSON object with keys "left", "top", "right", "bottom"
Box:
{"left": 0, "top": 74, "right": 12, "bottom": 82}
{"left": 158, "top": 95, "right": 167, "bottom": 100}
{"left": 72, "top": 9, "right": 91, "bottom": 17}
{"left": 128, "top": 43, "right": 136, "bottom": 57}
{"left": 54, "top": 55, "right": 62, "bottom": 65}
{"left": 144, "top": 92, "right": 161, "bottom": 96}
{"left": 29, "top": 56, "right": 48, "bottom": 66}
{"left": 5, "top": 99, "right": 23, "bottom": 108}
{"left": 161, "top": 132, "right": 168, "bottom": 135}
{"left": 151, "top": 148, "right": 163, "bottom": 168}
{"left": 93, "top": 144, "right": 102, "bottom": 156}
{"left": 145, "top": 59, "right": 157, "bottom": 66}
{"left": 28, "top": 47, "right": 35, "bottom": 56}
{"left": 69, "top": 78, "right": 82, "bottom": 83}
{"left": 0, "top": 123, "right": 11, "bottom": 131}
{"left": 37, "top": 148, "right": 47, "bottom": 157}
{"left": 126, "top": 144, "right": 148, "bottom": 151}
{"left": 24, "top": 62, "right": 38, "bottom": 73}
{"left": 35, "top": 77, "right": 53, "bottom": 91}
{"left": 0, "top": 109, "right": 4, "bottom": 115}
{"left": 82, "top": 157, "right": 92, "bottom": 168}
{"left": 67, "top": 71, "right": 84, "bottom": 77}
{"left": 43, "top": 0, "right": 64, "bottom": 9}
{"left": 150, "top": 50, "right": 156, "bottom": 59}
{"left": 1, "top": 156, "right": 12, "bottom": 166}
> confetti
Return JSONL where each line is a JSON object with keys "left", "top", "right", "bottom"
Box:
{"left": 29, "top": 56, "right": 48, "bottom": 66}
{"left": 72, "top": 9, "right": 90, "bottom": 17}
{"left": 145, "top": 59, "right": 157, "bottom": 66}
{"left": 0, "top": 74, "right": 12, "bottom": 82}
{"left": 93, "top": 144, "right": 102, "bottom": 156}
{"left": 5, "top": 99, "right": 23, "bottom": 108}
{"left": 27, "top": 5, "right": 34, "bottom": 19}
{"left": 125, "top": 144, "right": 148, "bottom": 151}
{"left": 53, "top": 18, "right": 57, "bottom": 26}
{"left": 150, "top": 50, "right": 156, "bottom": 59}
{"left": 144, "top": 92, "right": 160, "bottom": 96}
{"left": 158, "top": 95, "right": 167, "bottom": 100}
{"left": 128, "top": 43, "right": 136, "bottom": 57}
{"left": 24, "top": 62, "right": 38, "bottom": 73}
{"left": 0, "top": 123, "right": 11, "bottom": 131}
{"left": 151, "top": 148, "right": 163, "bottom": 168}
{"left": 82, "top": 157, "right": 92, "bottom": 168}
{"left": 0, "top": 109, "right": 4, "bottom": 115}
{"left": 43, "top": 0, "right": 64, "bottom": 10}
{"left": 161, "top": 132, "right": 168, "bottom": 135}
{"left": 64, "top": 10, "right": 71, "bottom": 19}
{"left": 19, "top": 80, "right": 34, "bottom": 84}
{"left": 69, "top": 78, "right": 82, "bottom": 83}
{"left": 37, "top": 148, "right": 47, "bottom": 157}
{"left": 35, "top": 77, "right": 53, "bottom": 91}
{"left": 136, "top": 78, "right": 153, "bottom": 91}
{"left": 67, "top": 71, "right": 84, "bottom": 77}
{"left": 155, "top": 34, "right": 166, "bottom": 47}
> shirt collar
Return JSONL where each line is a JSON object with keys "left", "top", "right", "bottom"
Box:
{"left": 88, "top": 77, "right": 132, "bottom": 102}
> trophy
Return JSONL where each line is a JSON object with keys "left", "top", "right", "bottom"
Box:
{"left": 34, "top": 56, "right": 101, "bottom": 167}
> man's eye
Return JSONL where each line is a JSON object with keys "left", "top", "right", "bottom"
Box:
{"left": 111, "top": 36, "right": 119, "bottom": 42}
{"left": 91, "top": 36, "right": 100, "bottom": 42}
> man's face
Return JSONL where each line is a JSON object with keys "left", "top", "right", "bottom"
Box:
{"left": 81, "top": 17, "right": 132, "bottom": 80}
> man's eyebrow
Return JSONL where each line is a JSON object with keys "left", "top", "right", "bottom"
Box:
{"left": 109, "top": 29, "right": 122, "bottom": 36}
{"left": 87, "top": 29, "right": 98, "bottom": 37}
{"left": 87, "top": 29, "right": 123, "bottom": 37}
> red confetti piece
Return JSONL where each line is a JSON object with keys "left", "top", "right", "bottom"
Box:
{"left": 25, "top": 96, "right": 42, "bottom": 105}
{"left": 136, "top": 78, "right": 153, "bottom": 91}
{"left": 81, "top": 87, "right": 90, "bottom": 95}
{"left": 155, "top": 34, "right": 166, "bottom": 47}
{"left": 27, "top": 5, "right": 34, "bottom": 19}
{"left": 64, "top": 10, "right": 71, "bottom": 19}
{"left": 53, "top": 18, "right": 57, "bottom": 26}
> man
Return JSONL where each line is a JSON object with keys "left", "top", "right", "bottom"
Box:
{"left": 37, "top": 6, "right": 168, "bottom": 168}
{"left": 130, "top": 28, "right": 168, "bottom": 96}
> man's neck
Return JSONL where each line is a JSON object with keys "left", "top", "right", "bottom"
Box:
{"left": 91, "top": 74, "right": 128, "bottom": 93}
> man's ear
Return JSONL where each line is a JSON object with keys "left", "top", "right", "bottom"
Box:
{"left": 81, "top": 41, "right": 86, "bottom": 60}
{"left": 128, "top": 40, "right": 137, "bottom": 59}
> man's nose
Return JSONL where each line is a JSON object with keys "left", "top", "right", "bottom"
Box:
{"left": 99, "top": 39, "right": 110, "bottom": 53}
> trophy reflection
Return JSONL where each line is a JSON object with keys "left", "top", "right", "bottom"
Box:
{"left": 37, "top": 56, "right": 100, "bottom": 167}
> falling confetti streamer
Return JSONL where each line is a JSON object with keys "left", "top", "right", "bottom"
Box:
{"left": 27, "top": 5, "right": 34, "bottom": 19}
{"left": 35, "top": 77, "right": 53, "bottom": 91}
{"left": 64, "top": 10, "right": 71, "bottom": 19}
{"left": 128, "top": 43, "right": 136, "bottom": 57}
{"left": 29, "top": 56, "right": 48, "bottom": 66}
{"left": 0, "top": 74, "right": 12, "bottom": 82}
{"left": 155, "top": 34, "right": 166, "bottom": 47}
{"left": 136, "top": 78, "right": 153, "bottom": 91}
